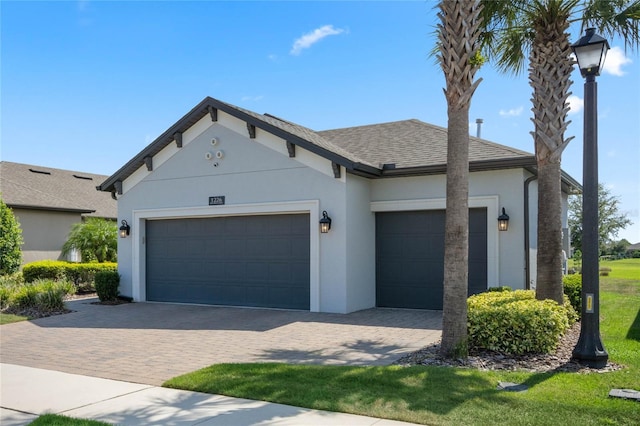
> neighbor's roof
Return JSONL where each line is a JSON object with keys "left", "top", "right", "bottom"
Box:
{"left": 0, "top": 161, "right": 117, "bottom": 218}
{"left": 97, "top": 96, "right": 580, "bottom": 193}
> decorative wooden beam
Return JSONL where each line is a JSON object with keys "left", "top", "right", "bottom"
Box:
{"left": 114, "top": 181, "right": 123, "bottom": 195}
{"left": 208, "top": 105, "right": 218, "bottom": 122}
{"left": 173, "top": 132, "right": 183, "bottom": 148}
{"left": 247, "top": 123, "right": 256, "bottom": 139}
{"left": 144, "top": 156, "right": 153, "bottom": 171}
{"left": 332, "top": 162, "right": 341, "bottom": 178}
{"left": 286, "top": 141, "right": 296, "bottom": 158}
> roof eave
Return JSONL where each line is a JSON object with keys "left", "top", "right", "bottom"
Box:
{"left": 371, "top": 157, "right": 537, "bottom": 178}
{"left": 98, "top": 97, "right": 363, "bottom": 193}
{"left": 7, "top": 204, "right": 95, "bottom": 214}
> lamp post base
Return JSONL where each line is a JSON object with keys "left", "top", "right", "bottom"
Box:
{"left": 572, "top": 334, "right": 608, "bottom": 368}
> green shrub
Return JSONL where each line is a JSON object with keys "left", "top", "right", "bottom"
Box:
{"left": 22, "top": 261, "right": 117, "bottom": 290}
{"left": 468, "top": 290, "right": 570, "bottom": 355}
{"left": 62, "top": 218, "right": 117, "bottom": 262}
{"left": 35, "top": 280, "right": 75, "bottom": 311}
{"left": 4, "top": 279, "right": 74, "bottom": 312}
{"left": 94, "top": 271, "right": 120, "bottom": 302}
{"left": 563, "top": 273, "right": 582, "bottom": 317}
{"left": 0, "top": 198, "right": 24, "bottom": 275}
{"left": 486, "top": 286, "right": 512, "bottom": 292}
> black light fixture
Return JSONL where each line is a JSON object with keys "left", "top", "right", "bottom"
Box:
{"left": 319, "top": 210, "right": 332, "bottom": 233}
{"left": 119, "top": 220, "right": 131, "bottom": 238}
{"left": 571, "top": 28, "right": 609, "bottom": 368}
{"left": 571, "top": 28, "right": 610, "bottom": 77}
{"left": 497, "top": 208, "right": 509, "bottom": 231}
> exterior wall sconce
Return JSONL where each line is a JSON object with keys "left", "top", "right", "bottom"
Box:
{"left": 119, "top": 220, "right": 131, "bottom": 238}
{"left": 319, "top": 211, "right": 332, "bottom": 233}
{"left": 497, "top": 208, "right": 509, "bottom": 231}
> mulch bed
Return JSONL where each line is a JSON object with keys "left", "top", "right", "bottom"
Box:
{"left": 394, "top": 322, "right": 623, "bottom": 374}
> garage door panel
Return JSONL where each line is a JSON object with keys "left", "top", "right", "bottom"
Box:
{"left": 146, "top": 214, "right": 310, "bottom": 310}
{"left": 376, "top": 209, "right": 487, "bottom": 310}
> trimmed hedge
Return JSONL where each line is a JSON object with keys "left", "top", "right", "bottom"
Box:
{"left": 468, "top": 290, "right": 571, "bottom": 355}
{"left": 94, "top": 270, "right": 120, "bottom": 302}
{"left": 563, "top": 273, "right": 582, "bottom": 318}
{"left": 22, "top": 261, "right": 117, "bottom": 289}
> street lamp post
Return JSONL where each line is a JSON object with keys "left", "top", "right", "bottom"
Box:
{"left": 571, "top": 28, "right": 610, "bottom": 368}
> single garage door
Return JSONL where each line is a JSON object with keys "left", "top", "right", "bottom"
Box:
{"left": 376, "top": 208, "right": 487, "bottom": 310}
{"left": 146, "top": 214, "right": 310, "bottom": 310}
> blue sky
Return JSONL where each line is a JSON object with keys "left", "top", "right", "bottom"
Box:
{"left": 1, "top": 1, "right": 639, "bottom": 242}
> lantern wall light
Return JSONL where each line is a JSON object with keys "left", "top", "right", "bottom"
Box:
{"left": 119, "top": 220, "right": 131, "bottom": 238}
{"left": 319, "top": 211, "right": 332, "bottom": 233}
{"left": 497, "top": 208, "right": 509, "bottom": 231}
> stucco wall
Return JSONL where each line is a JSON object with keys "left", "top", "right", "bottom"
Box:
{"left": 13, "top": 208, "right": 80, "bottom": 264}
{"left": 370, "top": 168, "right": 529, "bottom": 290}
{"left": 117, "top": 112, "right": 355, "bottom": 313}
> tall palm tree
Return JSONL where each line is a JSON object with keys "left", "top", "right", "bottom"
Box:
{"left": 480, "top": 0, "right": 640, "bottom": 304}
{"left": 437, "top": 0, "right": 484, "bottom": 358}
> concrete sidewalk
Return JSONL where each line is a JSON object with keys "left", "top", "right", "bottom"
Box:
{"left": 0, "top": 364, "right": 419, "bottom": 425}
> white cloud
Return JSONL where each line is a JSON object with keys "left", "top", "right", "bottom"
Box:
{"left": 499, "top": 106, "right": 523, "bottom": 117}
{"left": 268, "top": 54, "right": 278, "bottom": 62}
{"left": 290, "top": 25, "right": 345, "bottom": 56}
{"left": 567, "top": 95, "right": 583, "bottom": 115}
{"left": 602, "top": 46, "right": 632, "bottom": 76}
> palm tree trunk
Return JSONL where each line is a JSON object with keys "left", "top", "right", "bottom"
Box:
{"left": 529, "top": 12, "right": 573, "bottom": 305}
{"left": 437, "top": 0, "right": 483, "bottom": 358}
{"left": 535, "top": 161, "right": 564, "bottom": 303}
{"left": 441, "top": 107, "right": 470, "bottom": 357}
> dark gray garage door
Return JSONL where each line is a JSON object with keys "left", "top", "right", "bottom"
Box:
{"left": 376, "top": 208, "right": 487, "bottom": 310}
{"left": 146, "top": 214, "right": 310, "bottom": 310}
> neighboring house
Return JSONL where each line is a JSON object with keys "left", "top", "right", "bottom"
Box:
{"left": 98, "top": 97, "right": 580, "bottom": 314}
{"left": 0, "top": 161, "right": 117, "bottom": 264}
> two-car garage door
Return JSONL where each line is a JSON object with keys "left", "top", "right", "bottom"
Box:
{"left": 145, "top": 214, "right": 310, "bottom": 310}
{"left": 376, "top": 208, "right": 488, "bottom": 310}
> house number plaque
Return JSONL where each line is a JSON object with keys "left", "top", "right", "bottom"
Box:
{"left": 208, "top": 196, "right": 226, "bottom": 206}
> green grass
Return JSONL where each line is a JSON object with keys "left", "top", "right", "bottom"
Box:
{"left": 164, "top": 259, "right": 640, "bottom": 426}
{"left": 28, "top": 414, "right": 110, "bottom": 425}
{"left": 0, "top": 312, "right": 29, "bottom": 324}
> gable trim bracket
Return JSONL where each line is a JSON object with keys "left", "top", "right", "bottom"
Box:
{"left": 208, "top": 106, "right": 218, "bottom": 122}
{"left": 286, "top": 141, "right": 296, "bottom": 158}
{"left": 173, "top": 132, "right": 183, "bottom": 148}
{"left": 144, "top": 156, "right": 153, "bottom": 171}
{"left": 247, "top": 123, "right": 256, "bottom": 139}
{"left": 332, "top": 162, "right": 341, "bottom": 178}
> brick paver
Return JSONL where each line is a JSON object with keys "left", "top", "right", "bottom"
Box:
{"left": 0, "top": 299, "right": 442, "bottom": 385}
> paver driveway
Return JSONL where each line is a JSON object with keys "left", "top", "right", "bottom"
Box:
{"left": 1, "top": 298, "right": 442, "bottom": 386}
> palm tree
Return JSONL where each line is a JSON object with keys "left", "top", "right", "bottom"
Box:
{"left": 480, "top": 0, "right": 640, "bottom": 304}
{"left": 437, "top": 0, "right": 484, "bottom": 358}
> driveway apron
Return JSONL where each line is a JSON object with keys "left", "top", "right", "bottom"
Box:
{"left": 0, "top": 298, "right": 442, "bottom": 386}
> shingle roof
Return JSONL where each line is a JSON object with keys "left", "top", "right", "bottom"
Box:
{"left": 0, "top": 161, "right": 117, "bottom": 218}
{"left": 97, "top": 96, "right": 580, "bottom": 193}
{"left": 318, "top": 119, "right": 535, "bottom": 170}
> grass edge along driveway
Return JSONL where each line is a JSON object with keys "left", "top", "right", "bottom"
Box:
{"left": 164, "top": 259, "right": 640, "bottom": 426}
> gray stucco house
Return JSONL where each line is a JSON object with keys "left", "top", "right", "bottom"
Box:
{"left": 98, "top": 97, "right": 578, "bottom": 313}
{"left": 0, "top": 161, "right": 117, "bottom": 264}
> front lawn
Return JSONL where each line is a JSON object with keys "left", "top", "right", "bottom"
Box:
{"left": 0, "top": 312, "right": 29, "bottom": 325}
{"left": 28, "top": 414, "right": 110, "bottom": 426}
{"left": 164, "top": 259, "right": 640, "bottom": 425}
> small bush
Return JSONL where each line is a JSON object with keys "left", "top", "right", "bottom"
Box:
{"left": 468, "top": 290, "right": 569, "bottom": 355}
{"left": 563, "top": 273, "right": 582, "bottom": 317}
{"left": 2, "top": 279, "right": 74, "bottom": 313}
{"left": 94, "top": 271, "right": 120, "bottom": 302}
